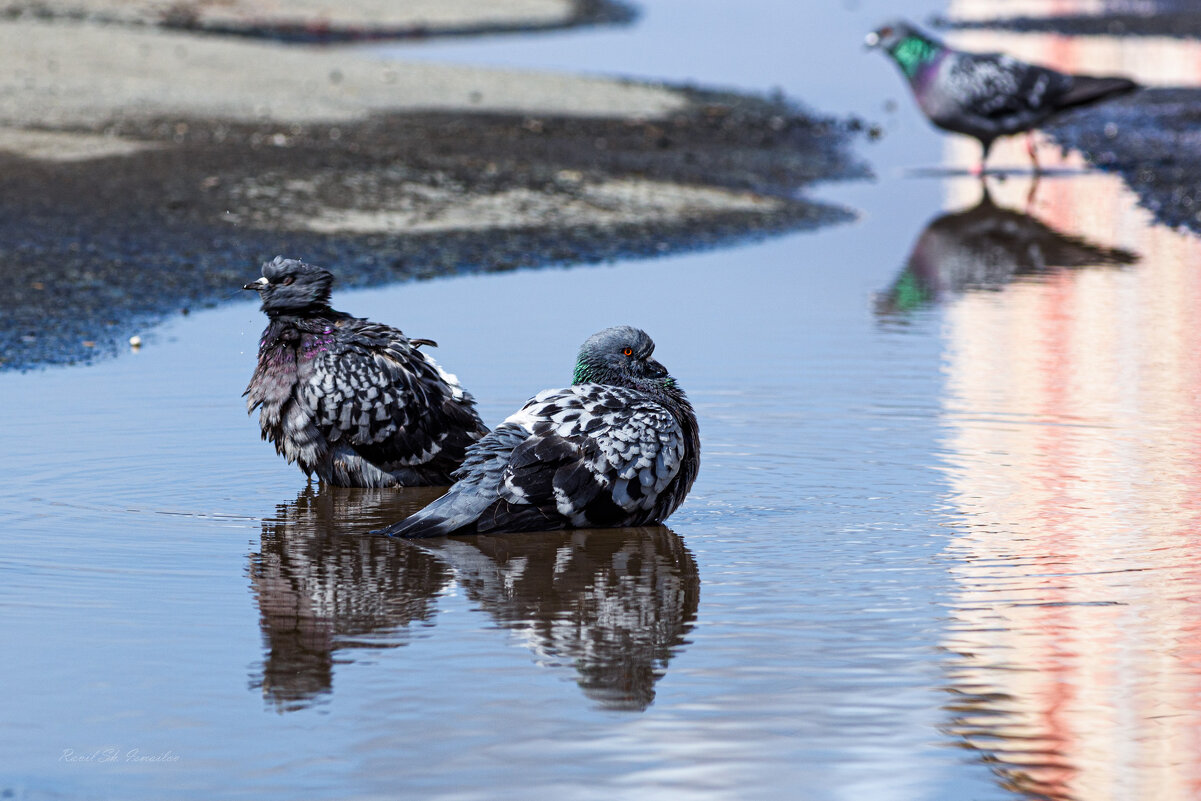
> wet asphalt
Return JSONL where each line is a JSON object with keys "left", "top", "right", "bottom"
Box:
{"left": 0, "top": 92, "right": 865, "bottom": 370}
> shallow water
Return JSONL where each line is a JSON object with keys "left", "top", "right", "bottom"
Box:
{"left": 5, "top": 2, "right": 1201, "bottom": 800}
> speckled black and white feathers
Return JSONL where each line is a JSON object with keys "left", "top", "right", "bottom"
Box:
{"left": 867, "top": 20, "right": 1137, "bottom": 160}
{"left": 243, "top": 256, "right": 488, "bottom": 488}
{"left": 376, "top": 326, "right": 700, "bottom": 537}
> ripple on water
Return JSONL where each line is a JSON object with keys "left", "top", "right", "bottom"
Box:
{"left": 933, "top": 166, "right": 1201, "bottom": 799}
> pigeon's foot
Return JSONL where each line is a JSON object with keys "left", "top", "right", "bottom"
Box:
{"left": 1024, "top": 173, "right": 1042, "bottom": 214}
{"left": 1026, "top": 132, "right": 1042, "bottom": 175}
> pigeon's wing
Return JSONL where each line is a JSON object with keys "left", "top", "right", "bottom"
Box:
{"left": 299, "top": 325, "right": 479, "bottom": 469}
{"left": 493, "top": 384, "right": 688, "bottom": 528}
{"left": 945, "top": 51, "right": 1073, "bottom": 121}
{"left": 378, "top": 384, "right": 690, "bottom": 538}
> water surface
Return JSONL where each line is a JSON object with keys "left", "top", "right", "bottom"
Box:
{"left": 6, "top": 2, "right": 1201, "bottom": 800}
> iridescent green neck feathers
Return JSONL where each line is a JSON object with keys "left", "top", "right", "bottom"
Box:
{"left": 891, "top": 35, "right": 941, "bottom": 78}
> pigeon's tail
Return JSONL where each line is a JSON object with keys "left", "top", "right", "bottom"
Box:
{"left": 373, "top": 487, "right": 488, "bottom": 538}
{"left": 1059, "top": 75, "right": 1138, "bottom": 111}
{"left": 372, "top": 422, "right": 531, "bottom": 538}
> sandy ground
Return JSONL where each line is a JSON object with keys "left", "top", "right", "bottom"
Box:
{"left": 0, "top": 19, "right": 685, "bottom": 134}
{"left": 0, "top": 0, "right": 580, "bottom": 30}
{"left": 0, "top": 4, "right": 864, "bottom": 369}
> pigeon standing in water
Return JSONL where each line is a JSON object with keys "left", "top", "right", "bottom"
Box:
{"left": 376, "top": 326, "right": 700, "bottom": 538}
{"left": 866, "top": 20, "right": 1138, "bottom": 174}
{"left": 243, "top": 256, "right": 488, "bottom": 487}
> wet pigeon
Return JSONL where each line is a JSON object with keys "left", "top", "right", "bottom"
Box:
{"left": 243, "top": 256, "right": 488, "bottom": 487}
{"left": 866, "top": 20, "right": 1138, "bottom": 173}
{"left": 375, "top": 326, "right": 700, "bottom": 538}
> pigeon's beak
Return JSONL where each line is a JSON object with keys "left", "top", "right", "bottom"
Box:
{"left": 243, "top": 276, "right": 269, "bottom": 291}
{"left": 864, "top": 31, "right": 881, "bottom": 50}
{"left": 646, "top": 358, "right": 668, "bottom": 379}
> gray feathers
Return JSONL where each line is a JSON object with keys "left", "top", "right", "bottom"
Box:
{"left": 244, "top": 257, "right": 488, "bottom": 487}
{"left": 869, "top": 20, "right": 1137, "bottom": 157}
{"left": 377, "top": 327, "right": 700, "bottom": 538}
{"left": 931, "top": 51, "right": 1133, "bottom": 149}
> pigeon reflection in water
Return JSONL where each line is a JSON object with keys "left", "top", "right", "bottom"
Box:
{"left": 876, "top": 186, "right": 1138, "bottom": 315}
{"left": 250, "top": 486, "right": 699, "bottom": 712}
{"left": 249, "top": 485, "right": 450, "bottom": 711}
{"left": 425, "top": 526, "right": 699, "bottom": 711}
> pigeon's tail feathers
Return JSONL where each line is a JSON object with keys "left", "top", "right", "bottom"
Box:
{"left": 374, "top": 421, "right": 532, "bottom": 538}
{"left": 1059, "top": 75, "right": 1138, "bottom": 110}
{"left": 373, "top": 487, "right": 489, "bottom": 538}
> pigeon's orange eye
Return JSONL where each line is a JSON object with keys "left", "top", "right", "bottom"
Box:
{"left": 281, "top": 276, "right": 295, "bottom": 286}
{"left": 622, "top": 347, "right": 633, "bottom": 356}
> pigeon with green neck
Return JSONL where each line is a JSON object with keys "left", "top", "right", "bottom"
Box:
{"left": 374, "top": 326, "right": 700, "bottom": 538}
{"left": 866, "top": 20, "right": 1138, "bottom": 175}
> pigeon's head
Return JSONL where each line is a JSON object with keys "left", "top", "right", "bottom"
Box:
{"left": 572, "top": 326, "right": 673, "bottom": 390}
{"left": 244, "top": 256, "right": 334, "bottom": 315}
{"left": 865, "top": 20, "right": 918, "bottom": 52}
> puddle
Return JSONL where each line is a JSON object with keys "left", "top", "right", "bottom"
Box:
{"left": 5, "top": 2, "right": 1201, "bottom": 800}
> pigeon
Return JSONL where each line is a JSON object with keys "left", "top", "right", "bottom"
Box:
{"left": 243, "top": 256, "right": 488, "bottom": 487}
{"left": 866, "top": 20, "right": 1138, "bottom": 174}
{"left": 375, "top": 326, "right": 700, "bottom": 538}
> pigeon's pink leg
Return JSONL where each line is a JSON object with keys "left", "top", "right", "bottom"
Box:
{"left": 973, "top": 141, "right": 990, "bottom": 177}
{"left": 1025, "top": 172, "right": 1041, "bottom": 214}
{"left": 1026, "top": 131, "right": 1041, "bottom": 174}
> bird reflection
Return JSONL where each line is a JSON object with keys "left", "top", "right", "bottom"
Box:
{"left": 248, "top": 484, "right": 450, "bottom": 711}
{"left": 942, "top": 686, "right": 1076, "bottom": 801}
{"left": 876, "top": 185, "right": 1138, "bottom": 315}
{"left": 424, "top": 526, "right": 699, "bottom": 711}
{"left": 249, "top": 486, "right": 699, "bottom": 712}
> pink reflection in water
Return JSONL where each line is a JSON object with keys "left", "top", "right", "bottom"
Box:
{"left": 934, "top": 19, "right": 1201, "bottom": 795}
